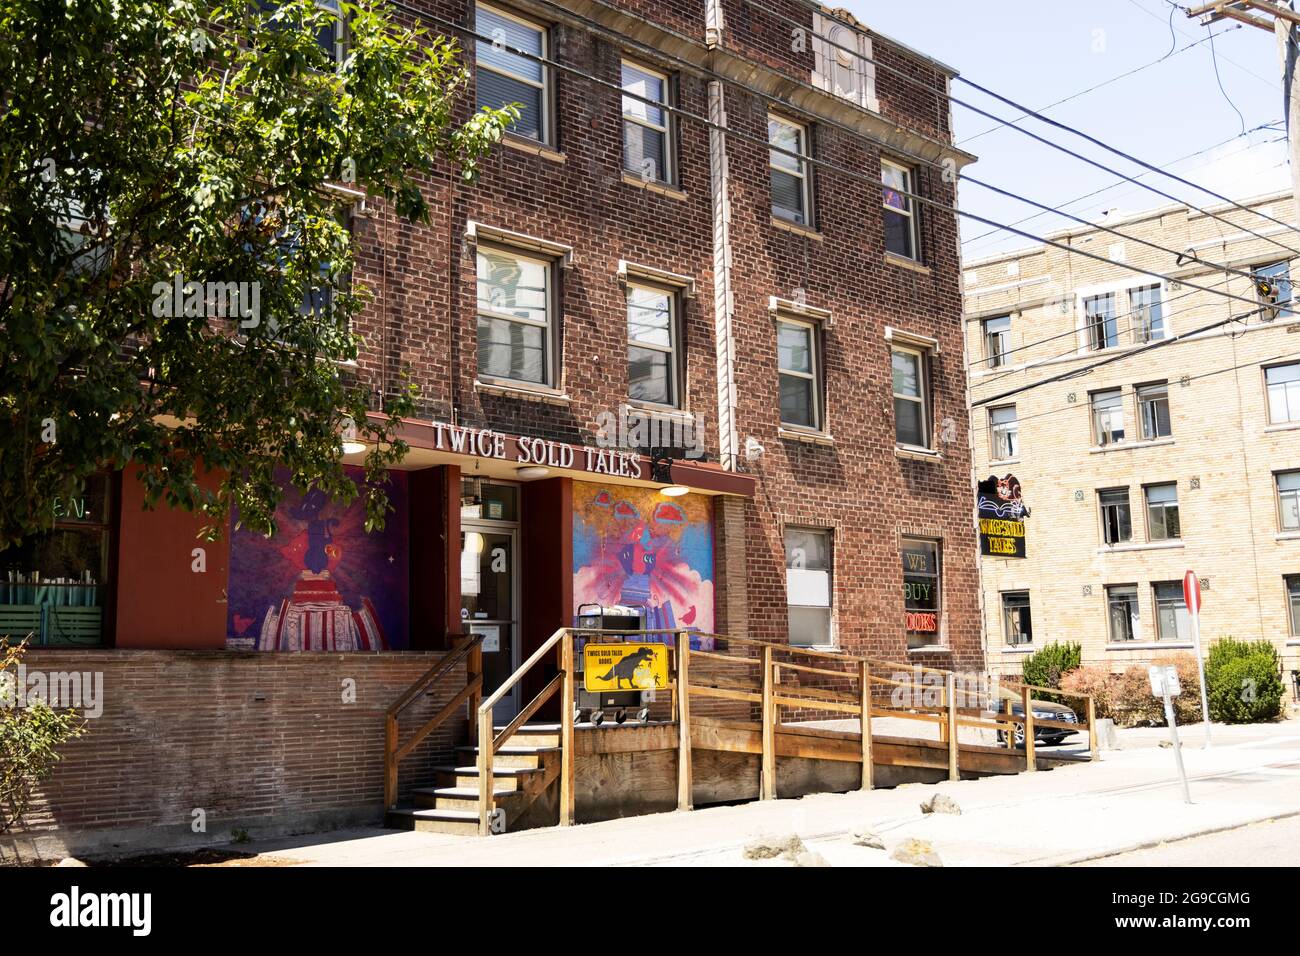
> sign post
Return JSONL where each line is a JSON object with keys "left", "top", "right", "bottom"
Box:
{"left": 1182, "top": 570, "right": 1212, "bottom": 748}
{"left": 1149, "top": 665, "right": 1192, "bottom": 804}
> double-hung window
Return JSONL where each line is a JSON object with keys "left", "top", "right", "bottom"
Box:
{"left": 626, "top": 283, "right": 678, "bottom": 407}
{"left": 1137, "top": 382, "right": 1171, "bottom": 440}
{"left": 1085, "top": 292, "right": 1119, "bottom": 351}
{"left": 1002, "top": 591, "right": 1032, "bottom": 647}
{"left": 1287, "top": 575, "right": 1300, "bottom": 636}
{"left": 476, "top": 3, "right": 549, "bottom": 144}
{"left": 769, "top": 115, "right": 811, "bottom": 226}
{"left": 1106, "top": 585, "right": 1140, "bottom": 643}
{"left": 622, "top": 61, "right": 672, "bottom": 184}
{"left": 1130, "top": 285, "right": 1165, "bottom": 343}
{"left": 1099, "top": 488, "right": 1132, "bottom": 545}
{"left": 1153, "top": 582, "right": 1191, "bottom": 642}
{"left": 881, "top": 160, "right": 918, "bottom": 260}
{"left": 1266, "top": 362, "right": 1300, "bottom": 424}
{"left": 1090, "top": 388, "right": 1125, "bottom": 446}
{"left": 1145, "top": 483, "right": 1181, "bottom": 541}
{"left": 1277, "top": 471, "right": 1300, "bottom": 531}
{"left": 989, "top": 405, "right": 1019, "bottom": 461}
{"left": 983, "top": 315, "right": 1010, "bottom": 368}
{"left": 476, "top": 246, "right": 553, "bottom": 386}
{"left": 777, "top": 317, "right": 822, "bottom": 431}
{"left": 785, "top": 528, "right": 832, "bottom": 647}
{"left": 892, "top": 346, "right": 928, "bottom": 448}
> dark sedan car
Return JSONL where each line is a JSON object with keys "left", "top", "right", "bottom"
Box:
{"left": 994, "top": 698, "right": 1079, "bottom": 747}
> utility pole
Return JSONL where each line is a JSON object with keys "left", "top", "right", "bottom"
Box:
{"left": 1188, "top": 1, "right": 1300, "bottom": 226}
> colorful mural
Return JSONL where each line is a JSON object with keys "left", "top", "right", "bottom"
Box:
{"left": 572, "top": 481, "right": 714, "bottom": 639}
{"left": 226, "top": 467, "right": 409, "bottom": 651}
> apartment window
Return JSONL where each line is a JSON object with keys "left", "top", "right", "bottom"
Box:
{"left": 786, "top": 528, "right": 832, "bottom": 647}
{"left": 769, "top": 115, "right": 811, "bottom": 226}
{"left": 1099, "top": 488, "right": 1132, "bottom": 545}
{"left": 1090, "top": 388, "right": 1125, "bottom": 446}
{"left": 1153, "top": 582, "right": 1191, "bottom": 642}
{"left": 1277, "top": 471, "right": 1300, "bottom": 531}
{"left": 1253, "top": 260, "right": 1293, "bottom": 320}
{"left": 989, "top": 405, "right": 1019, "bottom": 461}
{"left": 476, "top": 247, "right": 553, "bottom": 386}
{"left": 1265, "top": 362, "right": 1300, "bottom": 424}
{"left": 626, "top": 283, "right": 678, "bottom": 407}
{"left": 1145, "top": 483, "right": 1181, "bottom": 541}
{"left": 777, "top": 318, "right": 822, "bottom": 430}
{"left": 1085, "top": 293, "right": 1119, "bottom": 351}
{"left": 1130, "top": 285, "right": 1165, "bottom": 343}
{"left": 622, "top": 61, "right": 672, "bottom": 184}
{"left": 902, "top": 538, "right": 941, "bottom": 648}
{"left": 983, "top": 315, "right": 1010, "bottom": 368}
{"left": 260, "top": 0, "right": 345, "bottom": 66}
{"left": 475, "top": 3, "right": 548, "bottom": 144}
{"left": 1287, "top": 575, "right": 1300, "bottom": 635}
{"left": 1002, "top": 591, "right": 1033, "bottom": 647}
{"left": 881, "top": 160, "right": 918, "bottom": 260}
{"left": 892, "top": 346, "right": 929, "bottom": 448}
{"left": 1106, "top": 585, "right": 1140, "bottom": 643}
{"left": 1137, "top": 382, "right": 1171, "bottom": 440}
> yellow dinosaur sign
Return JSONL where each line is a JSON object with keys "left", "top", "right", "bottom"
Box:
{"left": 583, "top": 642, "right": 669, "bottom": 692}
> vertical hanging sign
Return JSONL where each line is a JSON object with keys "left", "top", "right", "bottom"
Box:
{"left": 978, "top": 475, "right": 1030, "bottom": 558}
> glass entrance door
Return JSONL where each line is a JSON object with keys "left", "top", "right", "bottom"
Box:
{"left": 461, "top": 526, "right": 519, "bottom": 720}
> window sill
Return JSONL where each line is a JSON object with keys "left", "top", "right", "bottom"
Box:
{"left": 1001, "top": 645, "right": 1035, "bottom": 654}
{"left": 885, "top": 253, "right": 931, "bottom": 275}
{"left": 625, "top": 401, "right": 695, "bottom": 422}
{"left": 1106, "top": 642, "right": 1193, "bottom": 651}
{"left": 790, "top": 643, "right": 840, "bottom": 654}
{"left": 1287, "top": 640, "right": 1300, "bottom": 646}
{"left": 988, "top": 458, "right": 1020, "bottom": 467}
{"left": 895, "top": 445, "right": 941, "bottom": 463}
{"left": 907, "top": 645, "right": 950, "bottom": 654}
{"left": 1095, "top": 540, "right": 1184, "bottom": 554}
{"left": 501, "top": 133, "right": 565, "bottom": 164}
{"left": 1275, "top": 531, "right": 1300, "bottom": 541}
{"left": 770, "top": 216, "right": 823, "bottom": 241}
{"left": 779, "top": 426, "right": 835, "bottom": 446}
{"left": 1264, "top": 420, "right": 1300, "bottom": 434}
{"left": 1089, "top": 437, "right": 1175, "bottom": 454}
{"left": 474, "top": 378, "right": 571, "bottom": 406}
{"left": 621, "top": 172, "right": 688, "bottom": 201}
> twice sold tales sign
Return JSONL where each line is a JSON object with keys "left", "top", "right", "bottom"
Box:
{"left": 977, "top": 474, "right": 1029, "bottom": 559}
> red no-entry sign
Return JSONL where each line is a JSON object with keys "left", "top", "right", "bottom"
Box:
{"left": 1183, "top": 570, "right": 1201, "bottom": 615}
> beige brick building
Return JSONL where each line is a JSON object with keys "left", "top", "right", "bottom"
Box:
{"left": 964, "top": 190, "right": 1300, "bottom": 682}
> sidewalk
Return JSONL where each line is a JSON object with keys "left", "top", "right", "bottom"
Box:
{"left": 240, "top": 719, "right": 1300, "bottom": 867}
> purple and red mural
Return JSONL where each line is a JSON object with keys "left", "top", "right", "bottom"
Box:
{"left": 226, "top": 467, "right": 409, "bottom": 651}
{"left": 572, "top": 481, "right": 714, "bottom": 636}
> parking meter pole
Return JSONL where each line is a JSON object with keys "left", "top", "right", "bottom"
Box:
{"left": 1164, "top": 691, "right": 1192, "bottom": 805}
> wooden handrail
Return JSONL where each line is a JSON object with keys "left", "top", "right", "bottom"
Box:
{"left": 386, "top": 634, "right": 481, "bottom": 718}
{"left": 478, "top": 627, "right": 567, "bottom": 715}
{"left": 493, "top": 671, "right": 563, "bottom": 754}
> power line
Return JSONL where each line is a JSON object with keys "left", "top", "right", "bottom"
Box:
{"left": 1206, "top": 21, "right": 1249, "bottom": 135}
{"left": 1132, "top": 0, "right": 1281, "bottom": 89}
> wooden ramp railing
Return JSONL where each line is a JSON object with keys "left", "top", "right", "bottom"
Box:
{"left": 384, "top": 634, "right": 484, "bottom": 811}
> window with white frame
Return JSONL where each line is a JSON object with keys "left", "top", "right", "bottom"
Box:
{"left": 1090, "top": 388, "right": 1125, "bottom": 446}
{"left": 1137, "top": 382, "right": 1171, "bottom": 440}
{"left": 903, "top": 537, "right": 941, "bottom": 648}
{"left": 1153, "top": 582, "right": 1191, "bottom": 642}
{"left": 1106, "top": 584, "right": 1140, "bottom": 643}
{"left": 983, "top": 315, "right": 1010, "bottom": 368}
{"left": 1084, "top": 292, "right": 1119, "bottom": 351}
{"left": 260, "top": 0, "right": 345, "bottom": 67}
{"left": 891, "top": 346, "right": 928, "bottom": 448}
{"left": 1130, "top": 284, "right": 1165, "bottom": 342}
{"left": 989, "top": 405, "right": 1019, "bottom": 461}
{"left": 1099, "top": 488, "right": 1132, "bottom": 545}
{"left": 785, "top": 528, "right": 832, "bottom": 647}
{"left": 769, "top": 115, "right": 811, "bottom": 226}
{"left": 1253, "top": 260, "right": 1294, "bottom": 320}
{"left": 1266, "top": 362, "right": 1300, "bottom": 424}
{"left": 1001, "top": 591, "right": 1032, "bottom": 647}
{"left": 1277, "top": 471, "right": 1300, "bottom": 531}
{"left": 777, "top": 317, "right": 822, "bottom": 431}
{"left": 475, "top": 4, "right": 548, "bottom": 144}
{"left": 622, "top": 60, "right": 672, "bottom": 184}
{"left": 881, "top": 160, "right": 918, "bottom": 260}
{"left": 476, "top": 246, "right": 553, "bottom": 386}
{"left": 1286, "top": 575, "right": 1300, "bottom": 636}
{"left": 626, "top": 282, "right": 678, "bottom": 407}
{"left": 1145, "top": 483, "right": 1181, "bottom": 541}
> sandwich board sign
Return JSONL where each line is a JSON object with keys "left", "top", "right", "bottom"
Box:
{"left": 583, "top": 643, "right": 669, "bottom": 692}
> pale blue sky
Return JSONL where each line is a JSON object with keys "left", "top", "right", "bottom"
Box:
{"left": 842, "top": 0, "right": 1289, "bottom": 257}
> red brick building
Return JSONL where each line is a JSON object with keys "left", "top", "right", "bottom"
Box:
{"left": 5, "top": 0, "right": 980, "bottom": 854}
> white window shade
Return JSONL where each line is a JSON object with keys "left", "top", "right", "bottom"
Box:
{"left": 786, "top": 567, "right": 830, "bottom": 606}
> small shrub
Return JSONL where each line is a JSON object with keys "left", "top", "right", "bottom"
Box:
{"left": 1206, "top": 639, "right": 1283, "bottom": 724}
{"left": 1059, "top": 665, "right": 1114, "bottom": 718}
{"left": 1022, "top": 642, "right": 1082, "bottom": 691}
{"left": 1080, "top": 654, "right": 1203, "bottom": 728}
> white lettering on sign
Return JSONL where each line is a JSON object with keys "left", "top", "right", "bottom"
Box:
{"left": 431, "top": 422, "right": 645, "bottom": 481}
